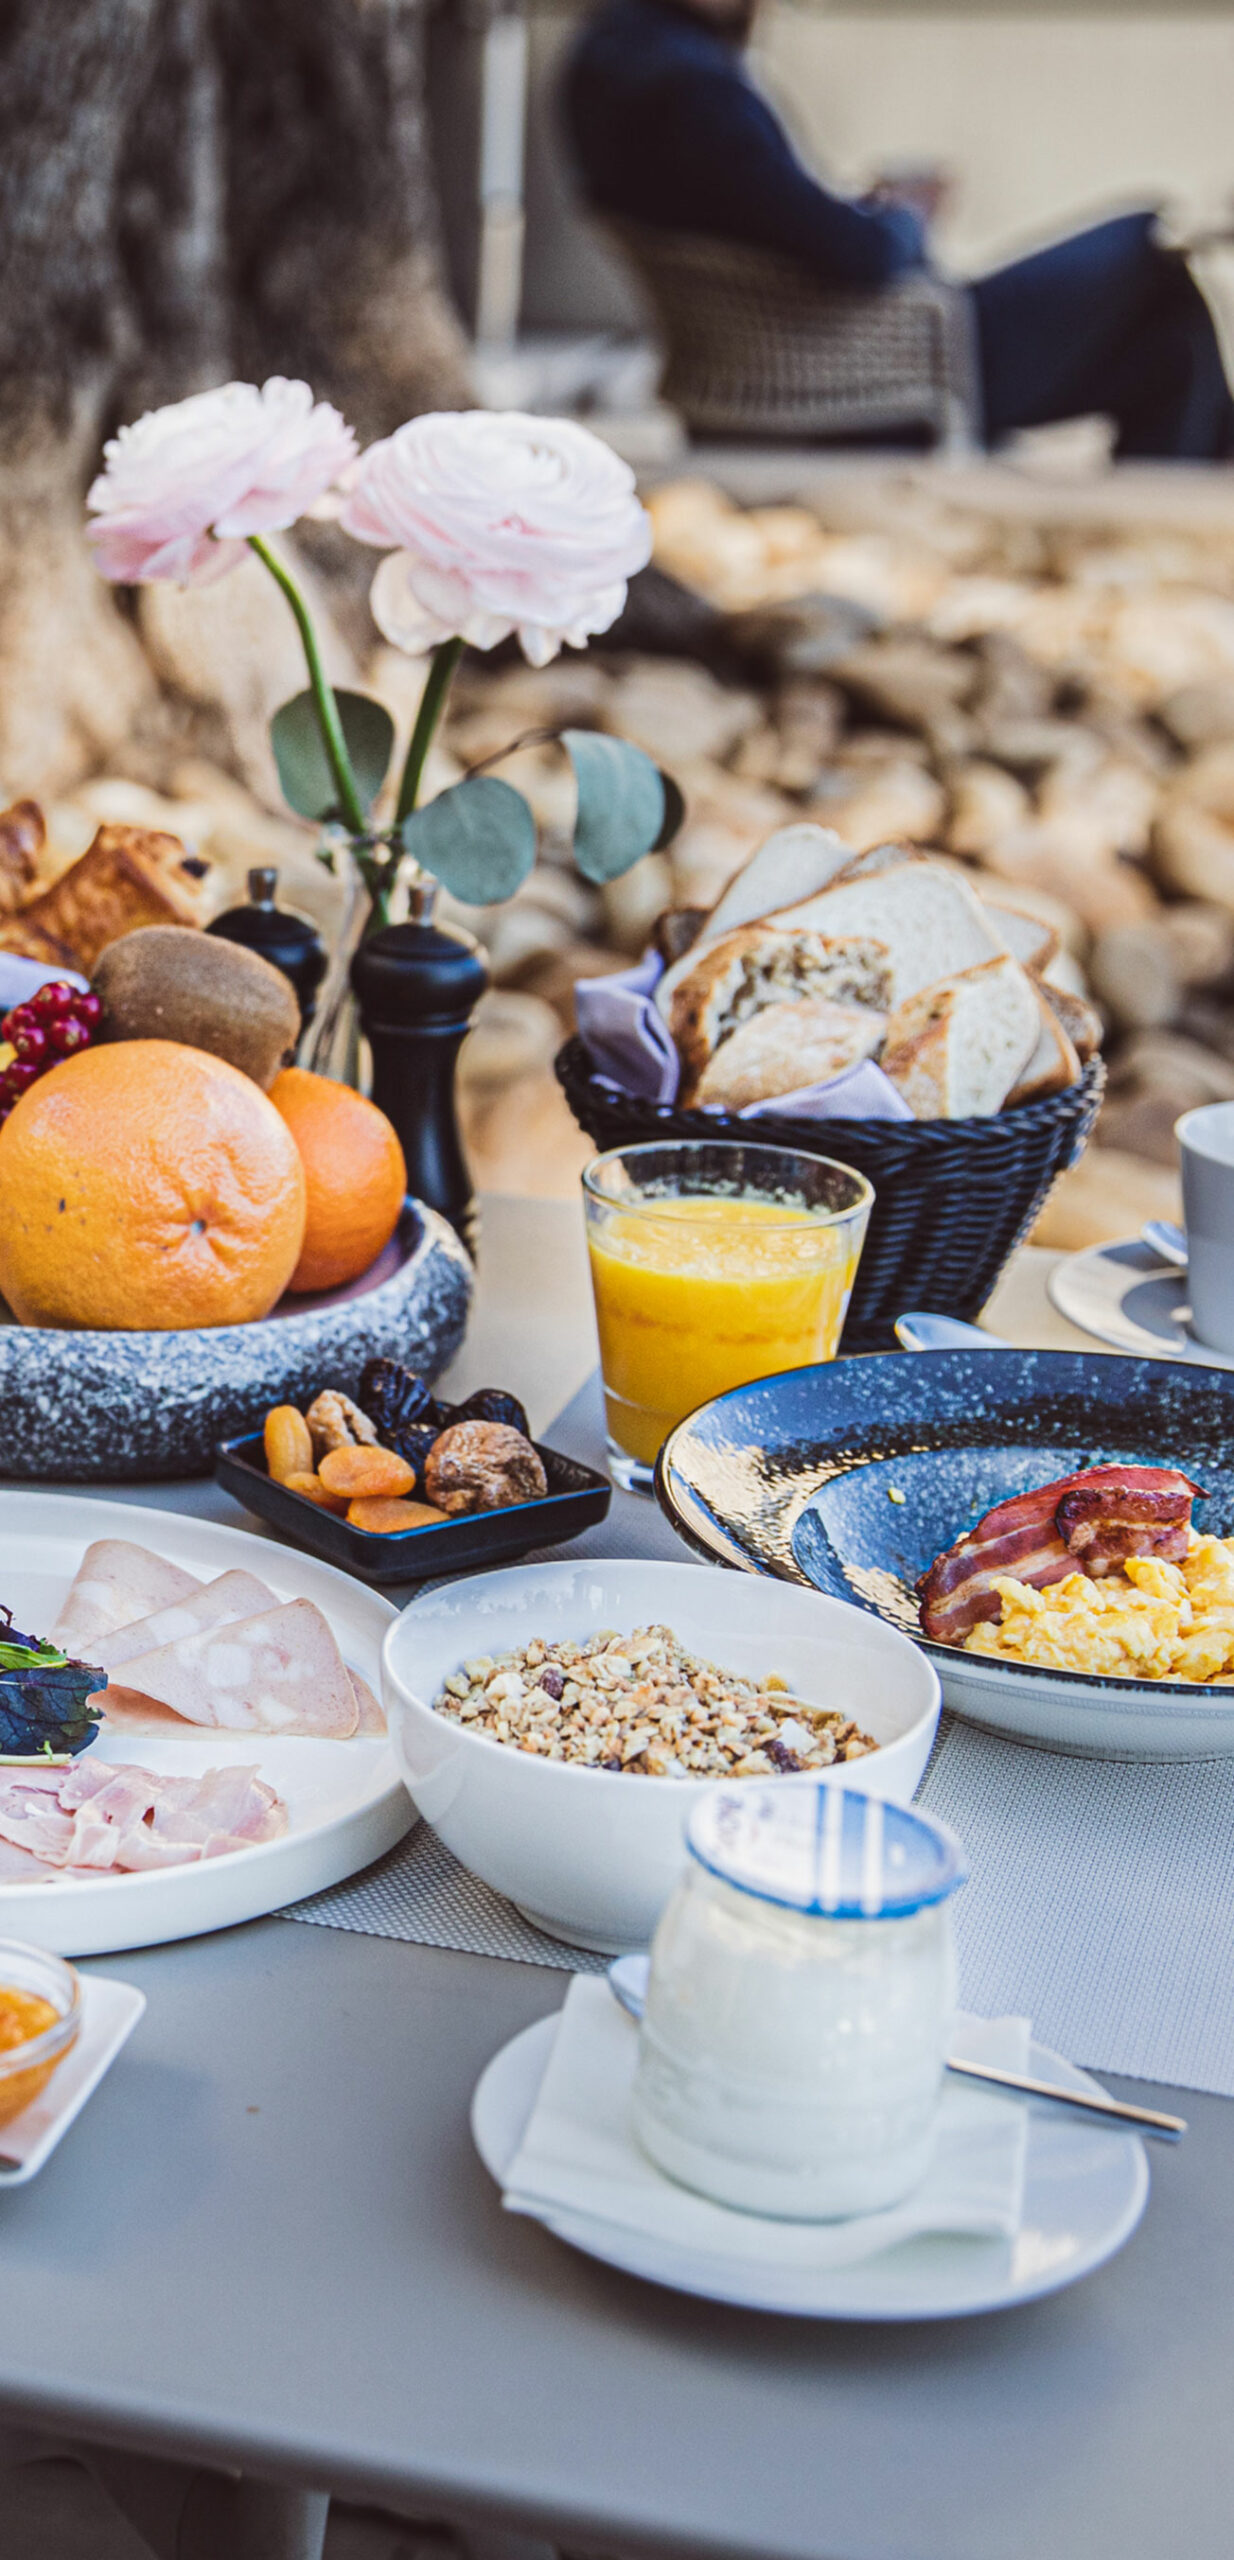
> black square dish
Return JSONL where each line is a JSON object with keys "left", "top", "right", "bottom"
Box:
{"left": 215, "top": 1428, "right": 611, "bottom": 1584}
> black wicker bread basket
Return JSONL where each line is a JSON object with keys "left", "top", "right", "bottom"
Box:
{"left": 556, "top": 1037, "right": 1104, "bottom": 1351}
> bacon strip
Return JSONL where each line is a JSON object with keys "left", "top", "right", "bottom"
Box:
{"left": 917, "top": 1466, "right": 1205, "bottom": 1644}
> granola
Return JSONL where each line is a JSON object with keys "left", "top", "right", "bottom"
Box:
{"left": 432, "top": 1623, "right": 877, "bottom": 1777}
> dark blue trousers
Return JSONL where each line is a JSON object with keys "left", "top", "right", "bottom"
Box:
{"left": 972, "top": 210, "right": 1234, "bottom": 459}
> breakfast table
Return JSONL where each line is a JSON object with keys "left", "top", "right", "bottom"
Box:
{"left": 1, "top": 1201, "right": 1231, "bottom": 2560}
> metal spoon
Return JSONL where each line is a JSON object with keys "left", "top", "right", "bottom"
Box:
{"left": 894, "top": 1311, "right": 1012, "bottom": 1352}
{"left": 1142, "top": 1219, "right": 1189, "bottom": 1270}
{"left": 606, "top": 1958, "right": 1185, "bottom": 2141}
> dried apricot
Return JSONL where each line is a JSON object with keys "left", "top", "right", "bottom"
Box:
{"left": 264, "top": 1405, "right": 313, "bottom": 1484}
{"left": 318, "top": 1444, "right": 414, "bottom": 1498}
{"left": 347, "top": 1496, "right": 447, "bottom": 1534}
{"left": 283, "top": 1470, "right": 349, "bottom": 1515}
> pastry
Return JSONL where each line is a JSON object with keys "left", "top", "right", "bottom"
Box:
{"left": 0, "top": 824, "right": 214, "bottom": 973}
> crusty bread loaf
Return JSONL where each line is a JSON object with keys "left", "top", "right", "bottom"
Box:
{"left": 0, "top": 799, "right": 45, "bottom": 918}
{"left": 0, "top": 824, "right": 214, "bottom": 973}
{"left": 880, "top": 954, "right": 1040, "bottom": 1120}
{"left": 670, "top": 923, "right": 891, "bottom": 1100}
{"left": 693, "top": 998, "right": 886, "bottom": 1111}
{"left": 767, "top": 846, "right": 1008, "bottom": 1005}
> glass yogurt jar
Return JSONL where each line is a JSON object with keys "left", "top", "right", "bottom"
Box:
{"left": 632, "top": 1783, "right": 966, "bottom": 2221}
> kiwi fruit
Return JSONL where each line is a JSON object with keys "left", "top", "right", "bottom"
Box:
{"left": 93, "top": 926, "right": 301, "bottom": 1089}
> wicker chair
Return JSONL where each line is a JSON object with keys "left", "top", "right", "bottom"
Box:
{"left": 607, "top": 222, "right": 982, "bottom": 451}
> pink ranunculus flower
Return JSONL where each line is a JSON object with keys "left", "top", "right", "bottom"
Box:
{"left": 86, "top": 378, "right": 359, "bottom": 586}
{"left": 341, "top": 410, "right": 652, "bottom": 668}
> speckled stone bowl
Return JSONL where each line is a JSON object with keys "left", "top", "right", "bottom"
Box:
{"left": 0, "top": 1200, "right": 473, "bottom": 1481}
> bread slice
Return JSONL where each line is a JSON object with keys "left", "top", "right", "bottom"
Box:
{"left": 670, "top": 924, "right": 891, "bottom": 1100}
{"left": 703, "top": 825, "right": 855, "bottom": 941}
{"left": 767, "top": 847, "right": 1008, "bottom": 1005}
{"left": 653, "top": 824, "right": 856, "bottom": 1020}
{"left": 0, "top": 824, "right": 214, "bottom": 973}
{"left": 1004, "top": 986, "right": 1082, "bottom": 1107}
{"left": 694, "top": 999, "right": 887, "bottom": 1110}
{"left": 880, "top": 955, "right": 1041, "bottom": 1120}
{"left": 1033, "top": 973, "right": 1102, "bottom": 1067}
{"left": 979, "top": 897, "right": 1060, "bottom": 977}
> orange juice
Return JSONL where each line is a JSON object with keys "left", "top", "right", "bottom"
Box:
{"left": 588, "top": 1196, "right": 861, "bottom": 1466}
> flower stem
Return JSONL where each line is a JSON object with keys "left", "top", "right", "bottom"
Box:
{"left": 247, "top": 532, "right": 368, "bottom": 837}
{"left": 395, "top": 636, "right": 464, "bottom": 826}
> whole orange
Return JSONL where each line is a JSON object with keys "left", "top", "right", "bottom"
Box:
{"left": 268, "top": 1068, "right": 406, "bottom": 1294}
{"left": 0, "top": 1041, "right": 307, "bottom": 1331}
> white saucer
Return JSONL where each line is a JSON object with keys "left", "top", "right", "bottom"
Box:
{"left": 471, "top": 2016, "right": 1149, "bottom": 2321}
{"left": 0, "top": 1974, "right": 145, "bottom": 2186}
{"left": 1049, "top": 1238, "right": 1234, "bottom": 1370}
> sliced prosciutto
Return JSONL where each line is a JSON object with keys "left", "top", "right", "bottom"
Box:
{"left": 917, "top": 1465, "right": 1205, "bottom": 1644}
{"left": 0, "top": 1761, "right": 286, "bottom": 1877}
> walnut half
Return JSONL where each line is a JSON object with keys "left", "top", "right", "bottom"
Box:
{"left": 305, "top": 1389, "right": 378, "bottom": 1462}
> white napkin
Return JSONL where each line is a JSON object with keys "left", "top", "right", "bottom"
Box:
{"left": 503, "top": 1978, "right": 1031, "bottom": 2272}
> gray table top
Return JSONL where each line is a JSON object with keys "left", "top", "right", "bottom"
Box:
{"left": 0, "top": 1203, "right": 1224, "bottom": 2560}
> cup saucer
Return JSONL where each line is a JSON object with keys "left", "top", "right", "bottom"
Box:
{"left": 1049, "top": 1237, "right": 1234, "bottom": 1371}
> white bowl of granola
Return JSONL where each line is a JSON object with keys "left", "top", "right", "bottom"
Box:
{"left": 381, "top": 1560, "right": 940, "bottom": 1951}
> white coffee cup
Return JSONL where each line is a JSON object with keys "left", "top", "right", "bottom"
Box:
{"left": 1177, "top": 1102, "right": 1234, "bottom": 1354}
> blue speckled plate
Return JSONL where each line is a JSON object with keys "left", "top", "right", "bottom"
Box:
{"left": 654, "top": 1349, "right": 1234, "bottom": 1758}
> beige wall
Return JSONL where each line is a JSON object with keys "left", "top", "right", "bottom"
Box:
{"left": 755, "top": 9, "right": 1234, "bottom": 273}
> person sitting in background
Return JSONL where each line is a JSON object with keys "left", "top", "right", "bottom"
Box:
{"left": 562, "top": 0, "right": 1234, "bottom": 461}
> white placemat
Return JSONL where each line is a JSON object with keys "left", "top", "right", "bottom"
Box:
{"left": 286, "top": 1366, "right": 1234, "bottom": 2096}
{"left": 285, "top": 1821, "right": 608, "bottom": 1973}
{"left": 918, "top": 1720, "right": 1234, "bottom": 2096}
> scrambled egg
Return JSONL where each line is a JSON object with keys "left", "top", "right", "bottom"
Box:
{"left": 963, "top": 1534, "right": 1234, "bottom": 1683}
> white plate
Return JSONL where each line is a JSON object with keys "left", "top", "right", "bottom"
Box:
{"left": 1049, "top": 1237, "right": 1234, "bottom": 1370}
{"left": 472, "top": 2016, "right": 1149, "bottom": 2321}
{"left": 0, "top": 1492, "right": 414, "bottom": 1955}
{"left": 0, "top": 1973, "right": 146, "bottom": 2185}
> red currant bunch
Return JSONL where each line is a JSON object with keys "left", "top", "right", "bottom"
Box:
{"left": 0, "top": 981, "right": 102, "bottom": 1123}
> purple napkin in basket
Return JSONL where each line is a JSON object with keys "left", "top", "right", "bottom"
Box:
{"left": 573, "top": 956, "right": 912, "bottom": 1122}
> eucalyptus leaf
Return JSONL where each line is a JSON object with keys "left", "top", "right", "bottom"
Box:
{"left": 564, "top": 730, "right": 666, "bottom": 883}
{"left": 401, "top": 775, "right": 536, "bottom": 905}
{"left": 654, "top": 768, "right": 686, "bottom": 852}
{"left": 270, "top": 688, "right": 394, "bottom": 821}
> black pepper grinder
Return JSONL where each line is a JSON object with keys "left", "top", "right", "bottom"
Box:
{"left": 207, "top": 867, "right": 328, "bottom": 1035}
{"left": 349, "top": 883, "right": 488, "bottom": 1258}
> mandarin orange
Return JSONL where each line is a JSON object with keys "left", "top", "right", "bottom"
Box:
{"left": 268, "top": 1068, "right": 406, "bottom": 1294}
{"left": 0, "top": 1041, "right": 306, "bottom": 1330}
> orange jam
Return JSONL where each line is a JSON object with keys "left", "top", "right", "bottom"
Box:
{"left": 0, "top": 1985, "right": 69, "bottom": 2126}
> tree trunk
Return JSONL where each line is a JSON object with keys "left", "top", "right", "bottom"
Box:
{"left": 0, "top": 0, "right": 470, "bottom": 800}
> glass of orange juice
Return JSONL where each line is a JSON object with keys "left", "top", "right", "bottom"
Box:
{"left": 582, "top": 1140, "right": 873, "bottom": 1491}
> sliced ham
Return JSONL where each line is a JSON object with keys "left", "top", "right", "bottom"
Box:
{"left": 348, "top": 1671, "right": 386, "bottom": 1735}
{"left": 115, "top": 1599, "right": 359, "bottom": 1737}
{"left": 0, "top": 1760, "right": 285, "bottom": 1876}
{"left": 92, "top": 1570, "right": 278, "bottom": 1674}
{"left": 51, "top": 1541, "right": 203, "bottom": 1653}
{"left": 917, "top": 1465, "right": 1205, "bottom": 1643}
